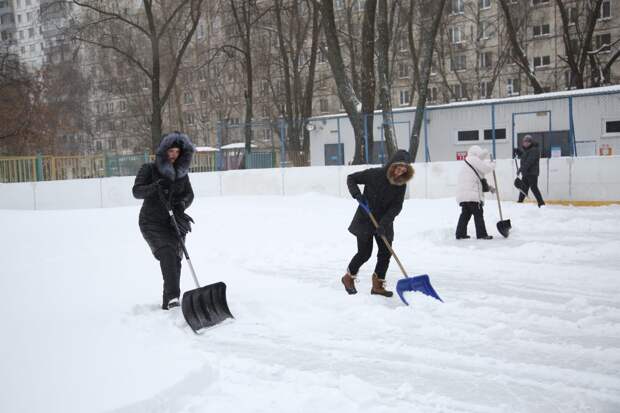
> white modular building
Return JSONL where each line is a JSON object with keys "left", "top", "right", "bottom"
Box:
{"left": 307, "top": 86, "right": 620, "bottom": 165}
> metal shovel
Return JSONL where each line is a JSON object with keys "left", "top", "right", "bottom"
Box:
{"left": 491, "top": 169, "right": 512, "bottom": 238}
{"left": 358, "top": 202, "right": 443, "bottom": 306}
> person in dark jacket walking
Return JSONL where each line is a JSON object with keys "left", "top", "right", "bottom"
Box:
{"left": 133, "top": 132, "right": 195, "bottom": 310}
{"left": 341, "top": 150, "right": 415, "bottom": 297}
{"left": 516, "top": 135, "right": 545, "bottom": 207}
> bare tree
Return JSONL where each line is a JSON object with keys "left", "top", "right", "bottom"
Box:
{"left": 376, "top": 0, "right": 398, "bottom": 157}
{"left": 66, "top": 0, "right": 206, "bottom": 152}
{"left": 272, "top": 0, "right": 320, "bottom": 160}
{"left": 498, "top": 0, "right": 544, "bottom": 93}
{"left": 555, "top": 0, "right": 604, "bottom": 88}
{"left": 318, "top": 0, "right": 366, "bottom": 164}
{"left": 407, "top": 0, "right": 448, "bottom": 160}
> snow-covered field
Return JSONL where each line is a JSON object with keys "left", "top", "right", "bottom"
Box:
{"left": 1, "top": 194, "right": 619, "bottom": 413}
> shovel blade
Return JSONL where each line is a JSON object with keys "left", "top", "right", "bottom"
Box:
{"left": 182, "top": 282, "right": 233, "bottom": 333}
{"left": 497, "top": 219, "right": 512, "bottom": 238}
{"left": 396, "top": 274, "right": 443, "bottom": 306}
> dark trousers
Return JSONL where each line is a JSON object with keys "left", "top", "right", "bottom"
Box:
{"left": 518, "top": 175, "right": 545, "bottom": 206}
{"left": 155, "top": 246, "right": 182, "bottom": 302}
{"left": 456, "top": 202, "right": 488, "bottom": 238}
{"left": 348, "top": 234, "right": 392, "bottom": 279}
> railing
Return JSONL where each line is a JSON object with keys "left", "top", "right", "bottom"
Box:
{"left": 0, "top": 150, "right": 309, "bottom": 183}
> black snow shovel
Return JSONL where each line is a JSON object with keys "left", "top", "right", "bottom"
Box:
{"left": 358, "top": 202, "right": 442, "bottom": 306}
{"left": 491, "top": 169, "right": 511, "bottom": 238}
{"left": 158, "top": 188, "right": 233, "bottom": 333}
{"left": 513, "top": 158, "right": 529, "bottom": 199}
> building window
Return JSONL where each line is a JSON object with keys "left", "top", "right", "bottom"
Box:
{"left": 184, "top": 91, "right": 193, "bottom": 104}
{"left": 479, "top": 81, "right": 492, "bottom": 98}
{"left": 478, "top": 21, "right": 491, "bottom": 40}
{"left": 533, "top": 55, "right": 551, "bottom": 68}
{"left": 565, "top": 70, "right": 576, "bottom": 89}
{"left": 95, "top": 140, "right": 103, "bottom": 151}
{"left": 568, "top": 7, "right": 578, "bottom": 24}
{"left": 318, "top": 48, "right": 326, "bottom": 63}
{"left": 479, "top": 51, "right": 492, "bottom": 69}
{"left": 458, "top": 130, "right": 479, "bottom": 141}
{"left": 399, "top": 89, "right": 410, "bottom": 106}
{"left": 398, "top": 62, "right": 409, "bottom": 78}
{"left": 484, "top": 128, "right": 506, "bottom": 140}
{"left": 335, "top": 0, "right": 344, "bottom": 10}
{"left": 595, "top": 33, "right": 611, "bottom": 53}
{"left": 532, "top": 24, "right": 550, "bottom": 37}
{"left": 26, "top": 11, "right": 32, "bottom": 22}
{"left": 200, "top": 89, "right": 208, "bottom": 102}
{"left": 449, "top": 26, "right": 465, "bottom": 44}
{"left": 452, "top": 83, "right": 467, "bottom": 100}
{"left": 600, "top": 0, "right": 611, "bottom": 19}
{"left": 184, "top": 112, "right": 195, "bottom": 125}
{"left": 428, "top": 86, "right": 438, "bottom": 103}
{"left": 479, "top": 0, "right": 491, "bottom": 9}
{"left": 319, "top": 98, "right": 329, "bottom": 113}
{"left": 106, "top": 102, "right": 114, "bottom": 113}
{"left": 119, "top": 101, "right": 127, "bottom": 112}
{"left": 532, "top": 0, "right": 549, "bottom": 5}
{"left": 451, "top": 0, "right": 464, "bottom": 14}
{"left": 451, "top": 54, "right": 466, "bottom": 71}
{"left": 507, "top": 78, "right": 520, "bottom": 95}
{"left": 605, "top": 120, "right": 620, "bottom": 134}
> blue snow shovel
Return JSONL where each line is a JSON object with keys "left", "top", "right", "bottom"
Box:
{"left": 358, "top": 201, "right": 443, "bottom": 306}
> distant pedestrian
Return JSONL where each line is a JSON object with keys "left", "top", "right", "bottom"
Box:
{"left": 515, "top": 135, "right": 545, "bottom": 207}
{"left": 455, "top": 145, "right": 495, "bottom": 240}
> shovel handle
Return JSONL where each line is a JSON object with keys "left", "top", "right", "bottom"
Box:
{"left": 157, "top": 185, "right": 201, "bottom": 289}
{"left": 358, "top": 201, "right": 409, "bottom": 278}
{"left": 491, "top": 170, "right": 504, "bottom": 221}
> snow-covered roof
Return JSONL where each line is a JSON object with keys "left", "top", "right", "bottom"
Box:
{"left": 220, "top": 143, "right": 258, "bottom": 150}
{"left": 308, "top": 85, "right": 620, "bottom": 121}
{"left": 195, "top": 146, "right": 220, "bottom": 152}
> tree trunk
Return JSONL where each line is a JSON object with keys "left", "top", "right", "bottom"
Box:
{"left": 360, "top": 0, "right": 377, "bottom": 163}
{"left": 319, "top": 0, "right": 365, "bottom": 164}
{"left": 377, "top": 0, "right": 397, "bottom": 158}
{"left": 497, "top": 0, "right": 544, "bottom": 93}
{"left": 408, "top": 0, "right": 447, "bottom": 160}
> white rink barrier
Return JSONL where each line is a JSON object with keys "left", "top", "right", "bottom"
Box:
{"left": 1, "top": 156, "right": 619, "bottom": 210}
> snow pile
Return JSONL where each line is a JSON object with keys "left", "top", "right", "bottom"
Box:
{"left": 1, "top": 195, "right": 619, "bottom": 412}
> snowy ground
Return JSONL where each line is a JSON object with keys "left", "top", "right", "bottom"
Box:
{"left": 1, "top": 194, "right": 619, "bottom": 413}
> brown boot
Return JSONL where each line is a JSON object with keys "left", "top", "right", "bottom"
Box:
{"left": 341, "top": 271, "right": 357, "bottom": 295}
{"left": 371, "top": 273, "right": 393, "bottom": 297}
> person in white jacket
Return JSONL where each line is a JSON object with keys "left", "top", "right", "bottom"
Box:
{"left": 456, "top": 145, "right": 495, "bottom": 240}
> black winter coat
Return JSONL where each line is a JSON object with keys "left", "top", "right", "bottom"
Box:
{"left": 347, "top": 150, "right": 414, "bottom": 240}
{"left": 519, "top": 142, "right": 541, "bottom": 176}
{"left": 133, "top": 133, "right": 195, "bottom": 256}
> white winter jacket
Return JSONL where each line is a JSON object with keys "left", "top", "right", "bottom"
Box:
{"left": 456, "top": 146, "right": 496, "bottom": 204}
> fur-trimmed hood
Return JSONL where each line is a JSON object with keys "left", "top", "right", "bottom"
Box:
{"left": 385, "top": 149, "right": 414, "bottom": 186}
{"left": 155, "top": 132, "right": 195, "bottom": 181}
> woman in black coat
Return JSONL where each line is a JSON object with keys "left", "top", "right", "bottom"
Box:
{"left": 516, "top": 134, "right": 545, "bottom": 207}
{"left": 342, "top": 150, "right": 414, "bottom": 297}
{"left": 132, "top": 132, "right": 195, "bottom": 310}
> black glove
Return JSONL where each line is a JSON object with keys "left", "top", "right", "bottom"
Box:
{"left": 513, "top": 148, "right": 523, "bottom": 158}
{"left": 172, "top": 200, "right": 186, "bottom": 216}
{"left": 172, "top": 212, "right": 194, "bottom": 236}
{"left": 355, "top": 194, "right": 368, "bottom": 205}
{"left": 375, "top": 225, "right": 386, "bottom": 238}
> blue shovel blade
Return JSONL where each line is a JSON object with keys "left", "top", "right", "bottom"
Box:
{"left": 396, "top": 274, "right": 443, "bottom": 306}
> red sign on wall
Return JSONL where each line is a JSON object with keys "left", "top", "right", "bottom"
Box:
{"left": 456, "top": 151, "right": 467, "bottom": 160}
